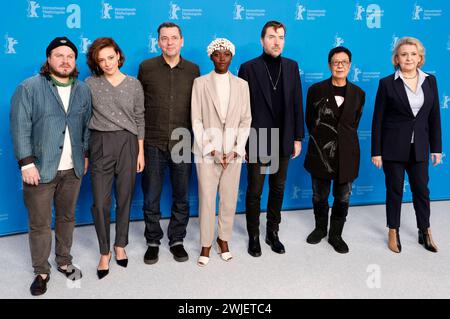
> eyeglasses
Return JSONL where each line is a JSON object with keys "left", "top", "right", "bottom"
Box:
{"left": 330, "top": 60, "right": 350, "bottom": 67}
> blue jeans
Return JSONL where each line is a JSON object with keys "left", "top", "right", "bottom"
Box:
{"left": 142, "top": 145, "right": 191, "bottom": 246}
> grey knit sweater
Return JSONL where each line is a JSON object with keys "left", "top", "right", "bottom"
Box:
{"left": 86, "top": 75, "right": 145, "bottom": 139}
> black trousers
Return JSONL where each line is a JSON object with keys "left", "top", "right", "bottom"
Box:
{"left": 383, "top": 144, "right": 430, "bottom": 230}
{"left": 245, "top": 157, "right": 290, "bottom": 236}
{"left": 311, "top": 177, "right": 352, "bottom": 220}
{"left": 89, "top": 130, "right": 138, "bottom": 255}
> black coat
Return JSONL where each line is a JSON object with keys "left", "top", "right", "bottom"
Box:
{"left": 371, "top": 73, "right": 442, "bottom": 161}
{"left": 304, "top": 78, "right": 365, "bottom": 183}
{"left": 238, "top": 55, "right": 304, "bottom": 158}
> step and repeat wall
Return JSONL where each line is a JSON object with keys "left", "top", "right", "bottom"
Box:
{"left": 1, "top": 0, "right": 449, "bottom": 235}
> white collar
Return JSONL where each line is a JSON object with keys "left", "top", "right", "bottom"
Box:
{"left": 394, "top": 68, "right": 428, "bottom": 81}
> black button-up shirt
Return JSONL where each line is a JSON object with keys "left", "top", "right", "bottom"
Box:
{"left": 138, "top": 55, "right": 200, "bottom": 151}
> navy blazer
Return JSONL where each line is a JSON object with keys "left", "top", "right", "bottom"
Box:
{"left": 371, "top": 72, "right": 442, "bottom": 162}
{"left": 238, "top": 55, "right": 304, "bottom": 158}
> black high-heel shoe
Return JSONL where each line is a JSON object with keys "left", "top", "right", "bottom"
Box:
{"left": 97, "top": 253, "right": 112, "bottom": 279}
{"left": 418, "top": 229, "right": 438, "bottom": 253}
{"left": 114, "top": 246, "right": 128, "bottom": 268}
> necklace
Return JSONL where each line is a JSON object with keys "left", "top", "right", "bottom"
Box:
{"left": 263, "top": 61, "right": 282, "bottom": 90}
{"left": 403, "top": 72, "right": 418, "bottom": 80}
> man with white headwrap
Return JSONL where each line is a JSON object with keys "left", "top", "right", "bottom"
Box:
{"left": 191, "top": 38, "right": 252, "bottom": 266}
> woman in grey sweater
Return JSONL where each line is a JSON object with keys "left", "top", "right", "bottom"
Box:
{"left": 86, "top": 37, "right": 145, "bottom": 279}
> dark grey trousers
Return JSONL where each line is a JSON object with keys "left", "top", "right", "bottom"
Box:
{"left": 23, "top": 169, "right": 81, "bottom": 275}
{"left": 89, "top": 130, "right": 138, "bottom": 255}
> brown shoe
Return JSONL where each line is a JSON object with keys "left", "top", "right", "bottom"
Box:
{"left": 388, "top": 228, "right": 401, "bottom": 253}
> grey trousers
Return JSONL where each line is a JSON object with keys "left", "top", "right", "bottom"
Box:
{"left": 23, "top": 169, "right": 81, "bottom": 275}
{"left": 89, "top": 130, "right": 138, "bottom": 255}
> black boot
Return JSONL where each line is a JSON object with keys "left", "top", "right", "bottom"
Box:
{"left": 328, "top": 218, "right": 349, "bottom": 254}
{"left": 306, "top": 203, "right": 329, "bottom": 244}
{"left": 265, "top": 230, "right": 285, "bottom": 254}
{"left": 248, "top": 235, "right": 262, "bottom": 257}
{"left": 418, "top": 229, "right": 438, "bottom": 253}
{"left": 307, "top": 215, "right": 328, "bottom": 244}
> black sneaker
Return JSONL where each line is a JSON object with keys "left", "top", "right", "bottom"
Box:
{"left": 30, "top": 274, "right": 50, "bottom": 296}
{"left": 144, "top": 246, "right": 159, "bottom": 265}
{"left": 169, "top": 244, "right": 189, "bottom": 262}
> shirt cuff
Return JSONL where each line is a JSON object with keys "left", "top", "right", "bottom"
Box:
{"left": 21, "top": 163, "right": 36, "bottom": 171}
{"left": 18, "top": 155, "right": 35, "bottom": 167}
{"left": 202, "top": 144, "right": 215, "bottom": 157}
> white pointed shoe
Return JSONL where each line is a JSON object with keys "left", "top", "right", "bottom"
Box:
{"left": 197, "top": 256, "right": 209, "bottom": 267}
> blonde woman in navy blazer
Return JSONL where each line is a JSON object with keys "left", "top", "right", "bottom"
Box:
{"left": 371, "top": 37, "right": 442, "bottom": 253}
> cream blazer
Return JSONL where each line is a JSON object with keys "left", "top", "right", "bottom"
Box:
{"left": 191, "top": 71, "right": 251, "bottom": 157}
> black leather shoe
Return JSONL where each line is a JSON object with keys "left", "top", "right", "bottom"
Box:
{"left": 170, "top": 244, "right": 189, "bottom": 262}
{"left": 116, "top": 258, "right": 128, "bottom": 268}
{"left": 114, "top": 246, "right": 128, "bottom": 268}
{"left": 97, "top": 268, "right": 109, "bottom": 280}
{"left": 97, "top": 253, "right": 111, "bottom": 280}
{"left": 30, "top": 274, "right": 50, "bottom": 296}
{"left": 265, "top": 231, "right": 285, "bottom": 254}
{"left": 418, "top": 229, "right": 438, "bottom": 253}
{"left": 248, "top": 236, "right": 262, "bottom": 257}
{"left": 144, "top": 246, "right": 159, "bottom": 264}
{"left": 57, "top": 264, "right": 82, "bottom": 280}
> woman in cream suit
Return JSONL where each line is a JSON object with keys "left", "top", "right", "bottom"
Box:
{"left": 191, "top": 38, "right": 252, "bottom": 266}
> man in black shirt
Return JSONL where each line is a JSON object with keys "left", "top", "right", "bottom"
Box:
{"left": 138, "top": 22, "right": 200, "bottom": 264}
{"left": 238, "top": 21, "right": 304, "bottom": 257}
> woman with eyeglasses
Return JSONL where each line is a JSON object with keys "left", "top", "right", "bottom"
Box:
{"left": 371, "top": 37, "right": 442, "bottom": 253}
{"left": 304, "top": 46, "right": 365, "bottom": 254}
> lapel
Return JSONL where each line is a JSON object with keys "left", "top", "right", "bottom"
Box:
{"left": 205, "top": 71, "right": 224, "bottom": 122}
{"left": 340, "top": 80, "right": 358, "bottom": 123}
{"left": 254, "top": 56, "right": 273, "bottom": 115}
{"left": 47, "top": 78, "right": 67, "bottom": 114}
{"left": 47, "top": 77, "right": 77, "bottom": 114}
{"left": 67, "top": 80, "right": 77, "bottom": 114}
{"left": 225, "top": 73, "right": 238, "bottom": 124}
{"left": 281, "top": 57, "right": 290, "bottom": 110}
{"left": 325, "top": 78, "right": 340, "bottom": 115}
{"left": 416, "top": 75, "right": 432, "bottom": 118}
{"left": 393, "top": 75, "right": 415, "bottom": 117}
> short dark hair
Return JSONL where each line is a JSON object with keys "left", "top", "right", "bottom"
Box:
{"left": 157, "top": 22, "right": 183, "bottom": 38}
{"left": 328, "top": 46, "right": 352, "bottom": 63}
{"left": 86, "top": 37, "right": 125, "bottom": 76}
{"left": 260, "top": 20, "right": 286, "bottom": 38}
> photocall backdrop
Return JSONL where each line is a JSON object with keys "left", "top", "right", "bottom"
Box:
{"left": 1, "top": 0, "right": 449, "bottom": 236}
